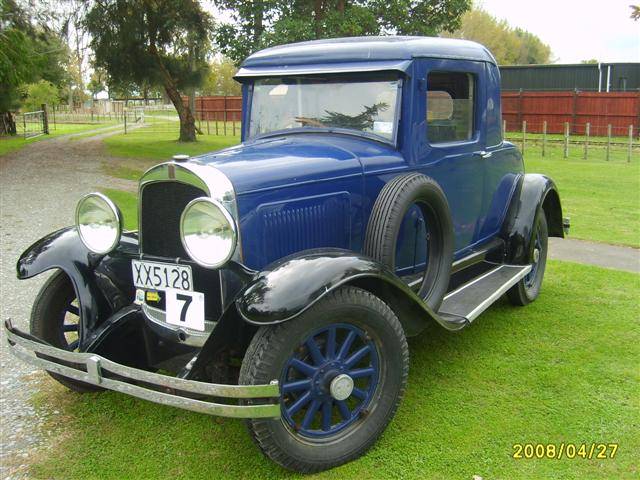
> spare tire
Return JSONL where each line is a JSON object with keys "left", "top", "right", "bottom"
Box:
{"left": 364, "top": 173, "right": 454, "bottom": 311}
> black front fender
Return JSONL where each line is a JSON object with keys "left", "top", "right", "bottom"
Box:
{"left": 235, "top": 248, "right": 456, "bottom": 337}
{"left": 502, "top": 174, "right": 564, "bottom": 264}
{"left": 17, "top": 227, "right": 139, "bottom": 343}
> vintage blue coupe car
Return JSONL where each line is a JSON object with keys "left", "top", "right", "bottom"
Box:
{"left": 6, "top": 37, "right": 567, "bottom": 472}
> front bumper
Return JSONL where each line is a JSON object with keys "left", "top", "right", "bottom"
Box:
{"left": 4, "top": 320, "right": 280, "bottom": 419}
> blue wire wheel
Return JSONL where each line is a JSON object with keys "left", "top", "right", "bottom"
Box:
{"left": 280, "top": 322, "right": 380, "bottom": 438}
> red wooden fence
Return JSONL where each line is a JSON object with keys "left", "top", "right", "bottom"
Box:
{"left": 501, "top": 91, "right": 639, "bottom": 137}
{"left": 192, "top": 92, "right": 639, "bottom": 138}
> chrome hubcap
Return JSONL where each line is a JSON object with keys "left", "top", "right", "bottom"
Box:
{"left": 533, "top": 248, "right": 540, "bottom": 263}
{"left": 330, "top": 374, "right": 354, "bottom": 401}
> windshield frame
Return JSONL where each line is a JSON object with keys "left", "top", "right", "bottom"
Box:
{"left": 245, "top": 73, "right": 404, "bottom": 146}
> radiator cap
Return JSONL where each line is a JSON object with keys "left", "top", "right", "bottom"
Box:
{"left": 172, "top": 154, "right": 189, "bottom": 163}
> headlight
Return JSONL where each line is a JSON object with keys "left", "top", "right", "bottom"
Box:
{"left": 75, "top": 192, "right": 122, "bottom": 254}
{"left": 180, "top": 197, "right": 237, "bottom": 268}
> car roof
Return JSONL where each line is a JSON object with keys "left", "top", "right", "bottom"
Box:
{"left": 240, "top": 36, "right": 497, "bottom": 70}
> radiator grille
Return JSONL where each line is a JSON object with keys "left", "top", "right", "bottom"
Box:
{"left": 140, "top": 181, "right": 206, "bottom": 258}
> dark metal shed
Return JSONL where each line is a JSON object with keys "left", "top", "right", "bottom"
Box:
{"left": 500, "top": 63, "right": 640, "bottom": 92}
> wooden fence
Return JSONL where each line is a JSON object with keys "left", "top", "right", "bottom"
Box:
{"left": 193, "top": 96, "right": 242, "bottom": 122}
{"left": 502, "top": 91, "right": 639, "bottom": 137}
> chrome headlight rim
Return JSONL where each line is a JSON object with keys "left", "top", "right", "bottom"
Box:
{"left": 180, "top": 197, "right": 237, "bottom": 269}
{"left": 75, "top": 192, "right": 122, "bottom": 255}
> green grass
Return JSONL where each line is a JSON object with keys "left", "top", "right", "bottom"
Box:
{"left": 101, "top": 188, "right": 138, "bottom": 231}
{"left": 28, "top": 261, "right": 640, "bottom": 479}
{"left": 523, "top": 145, "right": 639, "bottom": 247}
{"left": 0, "top": 123, "right": 115, "bottom": 156}
{"left": 101, "top": 130, "right": 240, "bottom": 181}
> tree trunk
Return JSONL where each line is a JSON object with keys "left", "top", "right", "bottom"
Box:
{"left": 0, "top": 112, "right": 16, "bottom": 135}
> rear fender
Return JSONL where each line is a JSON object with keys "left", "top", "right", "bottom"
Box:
{"left": 502, "top": 174, "right": 564, "bottom": 264}
{"left": 17, "top": 227, "right": 138, "bottom": 346}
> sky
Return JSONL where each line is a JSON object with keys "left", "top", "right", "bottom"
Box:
{"left": 477, "top": 0, "right": 639, "bottom": 63}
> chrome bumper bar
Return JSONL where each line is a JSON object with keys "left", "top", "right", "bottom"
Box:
{"left": 4, "top": 320, "right": 280, "bottom": 419}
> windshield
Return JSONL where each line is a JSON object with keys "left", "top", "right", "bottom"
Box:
{"left": 249, "top": 75, "right": 401, "bottom": 142}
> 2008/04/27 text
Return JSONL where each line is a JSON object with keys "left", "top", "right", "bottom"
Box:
{"left": 513, "top": 443, "right": 618, "bottom": 460}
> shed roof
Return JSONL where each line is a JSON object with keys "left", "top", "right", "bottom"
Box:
{"left": 236, "top": 36, "right": 496, "bottom": 78}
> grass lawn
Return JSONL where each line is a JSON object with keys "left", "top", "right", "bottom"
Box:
{"left": 28, "top": 261, "right": 639, "bottom": 479}
{"left": 524, "top": 145, "right": 639, "bottom": 247}
{"left": 0, "top": 123, "right": 114, "bottom": 156}
{"left": 101, "top": 188, "right": 138, "bottom": 230}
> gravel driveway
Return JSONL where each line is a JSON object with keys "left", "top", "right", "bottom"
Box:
{"left": 0, "top": 133, "right": 135, "bottom": 479}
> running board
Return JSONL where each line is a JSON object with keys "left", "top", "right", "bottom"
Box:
{"left": 438, "top": 264, "right": 532, "bottom": 324}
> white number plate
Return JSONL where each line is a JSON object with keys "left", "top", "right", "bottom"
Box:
{"left": 165, "top": 288, "right": 205, "bottom": 331}
{"left": 132, "top": 260, "right": 193, "bottom": 291}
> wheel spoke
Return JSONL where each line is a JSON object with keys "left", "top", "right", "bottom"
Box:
{"left": 67, "top": 339, "right": 79, "bottom": 350}
{"left": 301, "top": 399, "right": 321, "bottom": 429}
{"left": 289, "top": 358, "right": 316, "bottom": 377}
{"left": 286, "top": 390, "right": 312, "bottom": 416}
{"left": 63, "top": 323, "right": 79, "bottom": 332}
{"left": 337, "top": 330, "right": 356, "bottom": 360}
{"left": 305, "top": 336, "right": 325, "bottom": 365}
{"left": 336, "top": 400, "right": 351, "bottom": 420}
{"left": 66, "top": 304, "right": 80, "bottom": 316}
{"left": 325, "top": 326, "right": 336, "bottom": 360}
{"left": 282, "top": 378, "right": 312, "bottom": 394}
{"left": 321, "top": 400, "right": 333, "bottom": 431}
{"left": 348, "top": 367, "right": 375, "bottom": 379}
{"left": 352, "top": 387, "right": 367, "bottom": 400}
{"left": 344, "top": 344, "right": 371, "bottom": 368}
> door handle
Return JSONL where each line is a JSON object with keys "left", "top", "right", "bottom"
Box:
{"left": 475, "top": 150, "right": 493, "bottom": 159}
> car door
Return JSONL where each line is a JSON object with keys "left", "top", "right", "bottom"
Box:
{"left": 412, "top": 59, "right": 489, "bottom": 260}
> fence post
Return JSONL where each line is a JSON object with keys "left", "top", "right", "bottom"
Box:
{"left": 124, "top": 109, "right": 127, "bottom": 134}
{"left": 583, "top": 122, "right": 590, "bottom": 160}
{"left": 606, "top": 124, "right": 611, "bottom": 161}
{"left": 207, "top": 117, "right": 210, "bottom": 135}
{"left": 52, "top": 104, "right": 56, "bottom": 130}
{"left": 542, "top": 120, "right": 547, "bottom": 157}
{"left": 563, "top": 122, "right": 569, "bottom": 158}
{"left": 503, "top": 119, "right": 506, "bottom": 137}
{"left": 41, "top": 103, "right": 49, "bottom": 135}
{"left": 629, "top": 125, "right": 634, "bottom": 163}
{"left": 223, "top": 96, "right": 227, "bottom": 136}
{"left": 23, "top": 112, "right": 27, "bottom": 139}
{"left": 521, "top": 120, "right": 526, "bottom": 156}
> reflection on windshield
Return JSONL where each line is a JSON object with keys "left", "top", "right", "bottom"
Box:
{"left": 249, "top": 76, "right": 400, "bottom": 141}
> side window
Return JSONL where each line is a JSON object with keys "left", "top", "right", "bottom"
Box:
{"left": 427, "top": 72, "right": 475, "bottom": 144}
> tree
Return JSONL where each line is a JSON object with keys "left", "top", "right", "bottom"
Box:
{"left": 214, "top": 0, "right": 472, "bottom": 65}
{"left": 21, "top": 80, "right": 60, "bottom": 112}
{"left": 201, "top": 59, "right": 242, "bottom": 96}
{"left": 443, "top": 8, "right": 551, "bottom": 65}
{"left": 631, "top": 5, "right": 640, "bottom": 20}
{"left": 85, "top": 0, "right": 213, "bottom": 142}
{"left": 0, "top": 0, "right": 71, "bottom": 134}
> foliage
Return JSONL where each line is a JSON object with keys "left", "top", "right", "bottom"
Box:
{"left": 85, "top": 0, "right": 213, "bottom": 141}
{"left": 0, "top": 0, "right": 71, "bottom": 133}
{"left": 20, "top": 80, "right": 60, "bottom": 112}
{"left": 214, "top": 0, "right": 472, "bottom": 65}
{"left": 201, "top": 58, "right": 242, "bottom": 96}
{"left": 443, "top": 8, "right": 551, "bottom": 64}
{"left": 631, "top": 4, "right": 640, "bottom": 20}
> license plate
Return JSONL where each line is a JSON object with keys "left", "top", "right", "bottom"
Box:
{"left": 132, "top": 260, "right": 193, "bottom": 291}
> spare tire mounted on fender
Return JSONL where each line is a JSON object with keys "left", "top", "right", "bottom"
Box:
{"left": 364, "top": 173, "right": 454, "bottom": 311}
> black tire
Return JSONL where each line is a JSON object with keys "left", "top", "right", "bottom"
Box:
{"left": 507, "top": 212, "right": 549, "bottom": 306}
{"left": 30, "top": 270, "right": 102, "bottom": 393}
{"left": 364, "top": 173, "right": 454, "bottom": 311}
{"left": 239, "top": 286, "right": 409, "bottom": 473}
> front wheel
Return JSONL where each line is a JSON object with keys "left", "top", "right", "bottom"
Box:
{"left": 239, "top": 286, "right": 409, "bottom": 472}
{"left": 30, "top": 270, "right": 102, "bottom": 393}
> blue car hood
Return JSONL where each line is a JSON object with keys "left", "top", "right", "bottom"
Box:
{"left": 193, "top": 134, "right": 376, "bottom": 195}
